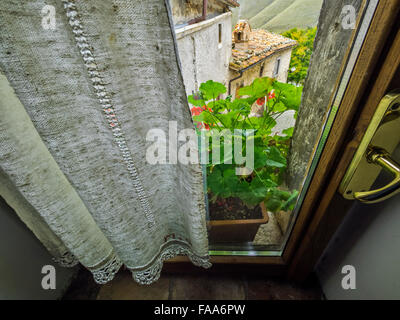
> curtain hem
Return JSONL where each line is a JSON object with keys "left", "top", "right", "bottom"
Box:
{"left": 53, "top": 241, "right": 211, "bottom": 285}
{"left": 129, "top": 241, "right": 211, "bottom": 285}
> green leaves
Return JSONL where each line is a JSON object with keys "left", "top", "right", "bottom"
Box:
{"left": 199, "top": 80, "right": 227, "bottom": 101}
{"left": 265, "top": 146, "right": 287, "bottom": 168}
{"left": 282, "top": 127, "right": 294, "bottom": 137}
{"left": 187, "top": 78, "right": 300, "bottom": 209}
{"left": 282, "top": 190, "right": 299, "bottom": 211}
{"left": 192, "top": 111, "right": 217, "bottom": 125}
{"left": 272, "top": 81, "right": 303, "bottom": 112}
{"left": 253, "top": 146, "right": 269, "bottom": 170}
{"left": 265, "top": 189, "right": 299, "bottom": 213}
{"left": 188, "top": 80, "right": 227, "bottom": 110}
{"left": 207, "top": 166, "right": 239, "bottom": 199}
{"left": 188, "top": 94, "right": 205, "bottom": 107}
{"left": 236, "top": 183, "right": 267, "bottom": 206}
{"left": 207, "top": 164, "right": 278, "bottom": 207}
{"left": 238, "top": 77, "right": 273, "bottom": 99}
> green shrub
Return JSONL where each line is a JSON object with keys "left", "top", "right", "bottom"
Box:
{"left": 282, "top": 27, "right": 317, "bottom": 86}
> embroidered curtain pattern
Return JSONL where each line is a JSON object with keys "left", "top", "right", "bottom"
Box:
{"left": 0, "top": 0, "right": 210, "bottom": 284}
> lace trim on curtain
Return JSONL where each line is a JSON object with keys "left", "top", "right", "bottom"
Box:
{"left": 53, "top": 249, "right": 123, "bottom": 284}
{"left": 53, "top": 243, "right": 210, "bottom": 285}
{"left": 62, "top": 0, "right": 156, "bottom": 230}
{"left": 88, "top": 250, "right": 123, "bottom": 284}
{"left": 129, "top": 241, "right": 211, "bottom": 285}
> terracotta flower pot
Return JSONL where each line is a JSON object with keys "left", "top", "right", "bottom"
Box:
{"left": 207, "top": 202, "right": 269, "bottom": 243}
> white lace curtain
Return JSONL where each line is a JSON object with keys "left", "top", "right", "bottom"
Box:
{"left": 0, "top": 0, "right": 210, "bottom": 285}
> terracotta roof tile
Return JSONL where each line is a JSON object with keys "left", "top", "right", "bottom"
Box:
{"left": 230, "top": 29, "right": 297, "bottom": 71}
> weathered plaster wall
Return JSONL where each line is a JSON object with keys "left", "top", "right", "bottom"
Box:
{"left": 175, "top": 12, "right": 232, "bottom": 96}
{"left": 287, "top": 0, "right": 363, "bottom": 190}
{"left": 265, "top": 49, "right": 292, "bottom": 83}
{"left": 170, "top": 0, "right": 226, "bottom": 26}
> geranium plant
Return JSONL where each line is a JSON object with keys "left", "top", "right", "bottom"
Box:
{"left": 188, "top": 77, "right": 301, "bottom": 214}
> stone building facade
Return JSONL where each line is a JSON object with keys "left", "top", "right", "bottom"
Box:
{"left": 170, "top": 0, "right": 239, "bottom": 96}
{"left": 229, "top": 20, "right": 297, "bottom": 97}
{"left": 170, "top": 4, "right": 296, "bottom": 99}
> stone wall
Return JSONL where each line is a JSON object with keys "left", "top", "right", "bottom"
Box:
{"left": 175, "top": 12, "right": 232, "bottom": 96}
{"left": 287, "top": 0, "right": 363, "bottom": 190}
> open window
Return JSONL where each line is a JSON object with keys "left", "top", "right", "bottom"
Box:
{"left": 173, "top": 0, "right": 388, "bottom": 262}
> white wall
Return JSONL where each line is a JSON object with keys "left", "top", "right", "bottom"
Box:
{"left": 316, "top": 146, "right": 400, "bottom": 300}
{"left": 175, "top": 12, "right": 232, "bottom": 96}
{"left": 0, "top": 197, "right": 77, "bottom": 300}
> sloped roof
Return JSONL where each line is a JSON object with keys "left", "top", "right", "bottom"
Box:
{"left": 230, "top": 29, "right": 297, "bottom": 71}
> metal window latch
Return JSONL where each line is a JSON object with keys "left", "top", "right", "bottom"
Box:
{"left": 339, "top": 90, "right": 400, "bottom": 204}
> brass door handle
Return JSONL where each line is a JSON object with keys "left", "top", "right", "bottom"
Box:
{"left": 354, "top": 147, "right": 400, "bottom": 203}
{"left": 340, "top": 90, "right": 400, "bottom": 203}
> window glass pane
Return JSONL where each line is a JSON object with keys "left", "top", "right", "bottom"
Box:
{"left": 172, "top": 0, "right": 372, "bottom": 255}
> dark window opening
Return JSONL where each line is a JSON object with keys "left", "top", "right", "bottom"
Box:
{"left": 259, "top": 63, "right": 264, "bottom": 77}
{"left": 274, "top": 58, "right": 281, "bottom": 77}
{"left": 218, "top": 24, "right": 222, "bottom": 44}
